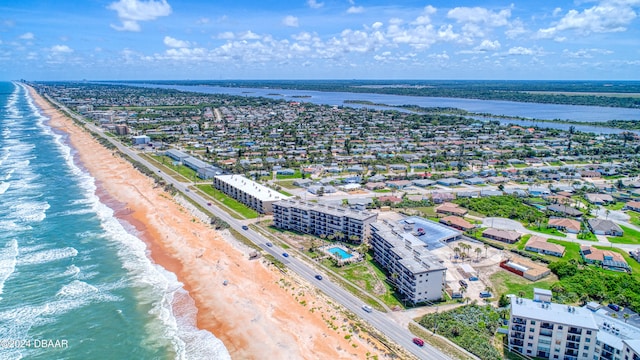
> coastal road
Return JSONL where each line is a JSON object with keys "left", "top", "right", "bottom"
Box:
{"left": 44, "top": 93, "right": 452, "bottom": 360}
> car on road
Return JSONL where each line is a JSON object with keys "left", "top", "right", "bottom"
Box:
{"left": 469, "top": 276, "right": 479, "bottom": 281}
{"left": 265, "top": 242, "right": 273, "bottom": 247}
{"left": 608, "top": 303, "right": 621, "bottom": 311}
{"left": 362, "top": 305, "right": 373, "bottom": 313}
{"left": 207, "top": 202, "right": 211, "bottom": 206}
{"left": 185, "top": 188, "right": 189, "bottom": 192}
{"left": 242, "top": 225, "right": 249, "bottom": 230}
{"left": 412, "top": 337, "right": 424, "bottom": 347}
{"left": 314, "top": 275, "right": 323, "bottom": 280}
{"left": 282, "top": 252, "right": 289, "bottom": 258}
{"left": 459, "top": 280, "right": 468, "bottom": 288}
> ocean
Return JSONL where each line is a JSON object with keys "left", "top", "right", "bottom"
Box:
{"left": 0, "top": 82, "right": 230, "bottom": 360}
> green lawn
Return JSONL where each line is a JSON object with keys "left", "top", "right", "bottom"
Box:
{"left": 525, "top": 224, "right": 567, "bottom": 238}
{"left": 490, "top": 271, "right": 557, "bottom": 299}
{"left": 275, "top": 170, "right": 303, "bottom": 180}
{"left": 196, "top": 184, "right": 259, "bottom": 219}
{"left": 373, "top": 189, "right": 392, "bottom": 193}
{"left": 547, "top": 239, "right": 583, "bottom": 262}
{"left": 577, "top": 231, "right": 598, "bottom": 241}
{"left": 604, "top": 202, "right": 626, "bottom": 211}
{"left": 548, "top": 161, "right": 563, "bottom": 166}
{"left": 274, "top": 179, "right": 297, "bottom": 189}
{"left": 512, "top": 163, "right": 528, "bottom": 168}
{"left": 608, "top": 225, "right": 640, "bottom": 244}
{"left": 628, "top": 211, "right": 640, "bottom": 227}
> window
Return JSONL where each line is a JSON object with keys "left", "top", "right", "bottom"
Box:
{"left": 558, "top": 326, "right": 563, "bottom": 330}
{"left": 587, "top": 330, "right": 592, "bottom": 335}
{"left": 530, "top": 328, "right": 535, "bottom": 332}
{"left": 529, "top": 335, "right": 534, "bottom": 340}
{"left": 586, "top": 338, "right": 590, "bottom": 343}
{"left": 531, "top": 321, "right": 536, "bottom": 325}
{"left": 584, "top": 346, "right": 589, "bottom": 350}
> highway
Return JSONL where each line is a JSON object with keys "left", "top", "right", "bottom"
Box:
{"left": 44, "top": 92, "right": 453, "bottom": 360}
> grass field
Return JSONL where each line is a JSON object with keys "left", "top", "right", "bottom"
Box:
{"left": 196, "top": 184, "right": 258, "bottom": 219}
{"left": 608, "top": 225, "right": 640, "bottom": 244}
{"left": 490, "top": 271, "right": 557, "bottom": 301}
{"left": 525, "top": 224, "right": 567, "bottom": 238}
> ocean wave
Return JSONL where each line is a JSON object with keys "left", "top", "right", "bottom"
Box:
{"left": 17, "top": 247, "right": 78, "bottom": 266}
{"left": 20, "top": 84, "right": 231, "bottom": 360}
{"left": 0, "top": 182, "right": 9, "bottom": 195}
{"left": 0, "top": 239, "right": 18, "bottom": 301}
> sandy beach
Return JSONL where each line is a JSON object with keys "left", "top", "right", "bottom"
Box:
{"left": 28, "top": 88, "right": 389, "bottom": 359}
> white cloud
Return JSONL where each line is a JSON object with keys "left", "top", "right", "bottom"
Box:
{"left": 371, "top": 22, "right": 383, "bottom": 30}
{"left": 563, "top": 48, "right": 613, "bottom": 58}
{"left": 196, "top": 17, "right": 210, "bottom": 25}
{"left": 238, "top": 31, "right": 261, "bottom": 40}
{"left": 108, "top": 0, "right": 172, "bottom": 32}
{"left": 507, "top": 46, "right": 535, "bottom": 55}
{"left": 505, "top": 19, "right": 527, "bottom": 39}
{"left": 19, "top": 32, "right": 34, "bottom": 40}
{"left": 447, "top": 7, "right": 511, "bottom": 27}
{"left": 50, "top": 45, "right": 73, "bottom": 53}
{"left": 537, "top": 0, "right": 639, "bottom": 38}
{"left": 163, "top": 36, "right": 191, "bottom": 48}
{"left": 347, "top": 6, "right": 364, "bottom": 14}
{"left": 476, "top": 39, "right": 501, "bottom": 51}
{"left": 307, "top": 0, "right": 324, "bottom": 9}
{"left": 217, "top": 31, "right": 235, "bottom": 40}
{"left": 283, "top": 15, "right": 299, "bottom": 27}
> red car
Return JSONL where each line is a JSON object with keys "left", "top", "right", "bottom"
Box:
{"left": 412, "top": 337, "right": 424, "bottom": 347}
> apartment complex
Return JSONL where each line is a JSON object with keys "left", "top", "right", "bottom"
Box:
{"left": 369, "top": 220, "right": 447, "bottom": 304}
{"left": 213, "top": 174, "right": 287, "bottom": 214}
{"left": 272, "top": 199, "right": 378, "bottom": 243}
{"left": 508, "top": 293, "right": 640, "bottom": 360}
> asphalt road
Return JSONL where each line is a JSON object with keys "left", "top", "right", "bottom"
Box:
{"left": 48, "top": 95, "right": 452, "bottom": 360}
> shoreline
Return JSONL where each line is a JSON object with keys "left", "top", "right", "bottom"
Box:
{"left": 27, "top": 86, "right": 385, "bottom": 359}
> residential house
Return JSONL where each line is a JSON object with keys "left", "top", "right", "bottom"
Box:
{"left": 436, "top": 202, "right": 468, "bottom": 216}
{"left": 439, "top": 216, "right": 475, "bottom": 231}
{"left": 547, "top": 218, "right": 581, "bottom": 234}
{"left": 386, "top": 180, "right": 412, "bottom": 190}
{"left": 585, "top": 193, "right": 615, "bottom": 205}
{"left": 547, "top": 204, "right": 583, "bottom": 218}
{"left": 483, "top": 228, "right": 521, "bottom": 244}
{"left": 587, "top": 218, "right": 623, "bottom": 236}
{"left": 436, "top": 177, "right": 463, "bottom": 187}
{"left": 580, "top": 246, "right": 631, "bottom": 272}
{"left": 625, "top": 200, "right": 640, "bottom": 212}
{"left": 431, "top": 192, "right": 455, "bottom": 204}
{"left": 524, "top": 236, "right": 565, "bottom": 257}
{"left": 464, "top": 177, "right": 485, "bottom": 185}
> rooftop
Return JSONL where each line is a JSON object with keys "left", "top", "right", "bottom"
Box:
{"left": 215, "top": 174, "right": 288, "bottom": 202}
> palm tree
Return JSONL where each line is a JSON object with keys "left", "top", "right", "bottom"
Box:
{"left": 453, "top": 247, "right": 461, "bottom": 260}
{"left": 475, "top": 247, "right": 482, "bottom": 261}
{"left": 484, "top": 244, "right": 489, "bottom": 258}
{"left": 624, "top": 313, "right": 630, "bottom": 323}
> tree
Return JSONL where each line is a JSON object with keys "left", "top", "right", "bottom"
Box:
{"left": 475, "top": 247, "right": 482, "bottom": 261}
{"left": 484, "top": 244, "right": 489, "bottom": 258}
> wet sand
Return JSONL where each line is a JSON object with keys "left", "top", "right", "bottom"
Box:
{"left": 28, "top": 87, "right": 385, "bottom": 359}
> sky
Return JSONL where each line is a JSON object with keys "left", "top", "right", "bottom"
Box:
{"left": 0, "top": 0, "right": 639, "bottom": 80}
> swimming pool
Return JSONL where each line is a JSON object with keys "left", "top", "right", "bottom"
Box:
{"left": 328, "top": 247, "right": 353, "bottom": 259}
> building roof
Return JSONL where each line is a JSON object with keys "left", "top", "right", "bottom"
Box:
{"left": 440, "top": 215, "right": 474, "bottom": 230}
{"left": 526, "top": 236, "right": 565, "bottom": 254}
{"left": 588, "top": 218, "right": 623, "bottom": 234}
{"left": 626, "top": 200, "right": 640, "bottom": 209}
{"left": 483, "top": 228, "right": 521, "bottom": 242}
{"left": 511, "top": 297, "right": 598, "bottom": 329}
{"left": 274, "top": 199, "right": 377, "bottom": 221}
{"left": 548, "top": 217, "right": 581, "bottom": 232}
{"left": 580, "top": 246, "right": 627, "bottom": 263}
{"left": 214, "top": 175, "right": 287, "bottom": 202}
{"left": 436, "top": 202, "right": 468, "bottom": 215}
{"left": 547, "top": 204, "right": 583, "bottom": 216}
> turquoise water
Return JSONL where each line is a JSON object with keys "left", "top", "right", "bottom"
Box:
{"left": 328, "top": 247, "right": 352, "bottom": 259}
{"left": 0, "top": 82, "right": 229, "bottom": 359}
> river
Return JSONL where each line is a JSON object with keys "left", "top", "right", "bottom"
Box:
{"left": 117, "top": 82, "right": 640, "bottom": 134}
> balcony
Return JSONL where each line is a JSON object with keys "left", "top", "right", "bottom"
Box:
{"left": 568, "top": 327, "right": 582, "bottom": 335}
{"left": 512, "top": 318, "right": 526, "bottom": 325}
{"left": 564, "top": 349, "right": 579, "bottom": 357}
{"left": 510, "top": 332, "right": 525, "bottom": 340}
{"left": 566, "top": 335, "right": 581, "bottom": 343}
{"left": 539, "top": 329, "right": 553, "bottom": 337}
{"left": 511, "top": 339, "right": 524, "bottom": 347}
{"left": 541, "top": 323, "right": 554, "bottom": 330}
{"left": 511, "top": 325, "right": 526, "bottom": 332}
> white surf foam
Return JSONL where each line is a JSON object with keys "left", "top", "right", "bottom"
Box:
{"left": 17, "top": 247, "right": 78, "bottom": 266}
{"left": 20, "top": 83, "right": 231, "bottom": 360}
{"left": 0, "top": 239, "right": 18, "bottom": 301}
{"left": 0, "top": 182, "right": 9, "bottom": 195}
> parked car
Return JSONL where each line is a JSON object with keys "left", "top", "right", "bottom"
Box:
{"left": 480, "top": 291, "right": 492, "bottom": 298}
{"left": 469, "top": 276, "right": 479, "bottom": 281}
{"left": 412, "top": 337, "right": 424, "bottom": 347}
{"left": 282, "top": 252, "right": 289, "bottom": 258}
{"left": 608, "top": 303, "right": 621, "bottom": 311}
{"left": 459, "top": 280, "right": 468, "bottom": 288}
{"left": 362, "top": 305, "right": 373, "bottom": 313}
{"left": 314, "top": 275, "right": 323, "bottom": 280}
{"left": 242, "top": 225, "right": 249, "bottom": 230}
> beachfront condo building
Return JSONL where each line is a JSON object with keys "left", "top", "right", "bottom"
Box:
{"left": 272, "top": 199, "right": 377, "bottom": 243}
{"left": 213, "top": 174, "right": 288, "bottom": 214}
{"left": 369, "top": 220, "right": 446, "bottom": 305}
{"left": 508, "top": 292, "right": 640, "bottom": 360}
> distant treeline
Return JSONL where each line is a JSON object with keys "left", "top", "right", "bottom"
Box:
{"left": 134, "top": 80, "right": 640, "bottom": 109}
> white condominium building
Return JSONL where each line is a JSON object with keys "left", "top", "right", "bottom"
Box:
{"left": 272, "top": 199, "right": 377, "bottom": 243}
{"left": 369, "top": 220, "right": 446, "bottom": 304}
{"left": 213, "top": 174, "right": 287, "bottom": 214}
{"left": 508, "top": 294, "right": 640, "bottom": 360}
